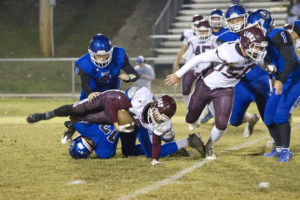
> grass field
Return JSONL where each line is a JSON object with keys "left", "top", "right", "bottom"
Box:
{"left": 1, "top": 99, "right": 300, "bottom": 200}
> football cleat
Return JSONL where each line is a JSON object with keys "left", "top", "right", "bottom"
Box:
{"left": 26, "top": 113, "right": 46, "bottom": 123}
{"left": 188, "top": 121, "right": 198, "bottom": 131}
{"left": 205, "top": 138, "right": 216, "bottom": 160}
{"left": 169, "top": 148, "right": 190, "bottom": 157}
{"left": 264, "top": 149, "right": 280, "bottom": 157}
{"left": 61, "top": 121, "right": 76, "bottom": 144}
{"left": 151, "top": 159, "right": 163, "bottom": 166}
{"left": 201, "top": 111, "right": 213, "bottom": 124}
{"left": 188, "top": 133, "right": 205, "bottom": 157}
{"left": 243, "top": 114, "right": 259, "bottom": 138}
{"left": 278, "top": 149, "right": 292, "bottom": 162}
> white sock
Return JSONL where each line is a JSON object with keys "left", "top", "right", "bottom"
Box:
{"left": 182, "top": 95, "right": 190, "bottom": 109}
{"left": 176, "top": 138, "right": 188, "bottom": 149}
{"left": 210, "top": 125, "right": 226, "bottom": 143}
{"left": 276, "top": 146, "right": 282, "bottom": 152}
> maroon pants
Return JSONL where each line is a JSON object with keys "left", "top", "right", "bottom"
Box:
{"left": 186, "top": 78, "right": 234, "bottom": 130}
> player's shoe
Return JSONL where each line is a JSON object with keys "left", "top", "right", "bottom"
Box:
{"left": 151, "top": 159, "right": 163, "bottom": 166}
{"left": 205, "top": 139, "right": 216, "bottom": 160}
{"left": 278, "top": 149, "right": 292, "bottom": 162}
{"left": 201, "top": 111, "right": 213, "bottom": 124}
{"left": 169, "top": 148, "right": 190, "bottom": 157}
{"left": 264, "top": 149, "right": 280, "bottom": 157}
{"left": 243, "top": 114, "right": 259, "bottom": 138}
{"left": 188, "top": 121, "right": 198, "bottom": 131}
{"left": 61, "top": 121, "right": 75, "bottom": 144}
{"left": 188, "top": 132, "right": 205, "bottom": 157}
{"left": 26, "top": 113, "right": 46, "bottom": 123}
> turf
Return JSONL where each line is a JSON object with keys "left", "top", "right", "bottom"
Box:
{"left": 0, "top": 99, "right": 300, "bottom": 200}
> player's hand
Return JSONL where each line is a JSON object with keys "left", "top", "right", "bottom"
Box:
{"left": 165, "top": 73, "right": 180, "bottom": 86}
{"left": 274, "top": 80, "right": 283, "bottom": 95}
{"left": 88, "top": 92, "right": 101, "bottom": 102}
{"left": 119, "top": 74, "right": 130, "bottom": 81}
{"left": 114, "top": 123, "right": 134, "bottom": 133}
{"left": 151, "top": 159, "right": 163, "bottom": 166}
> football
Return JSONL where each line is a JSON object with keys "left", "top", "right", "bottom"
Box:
{"left": 117, "top": 109, "right": 135, "bottom": 132}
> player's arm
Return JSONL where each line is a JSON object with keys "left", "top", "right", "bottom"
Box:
{"left": 174, "top": 44, "right": 187, "bottom": 72}
{"left": 105, "top": 96, "right": 132, "bottom": 126}
{"left": 272, "top": 30, "right": 298, "bottom": 84}
{"left": 166, "top": 49, "right": 218, "bottom": 85}
{"left": 121, "top": 55, "right": 140, "bottom": 83}
{"left": 75, "top": 65, "right": 93, "bottom": 96}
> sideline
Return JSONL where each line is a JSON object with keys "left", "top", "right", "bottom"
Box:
{"left": 115, "top": 138, "right": 267, "bottom": 200}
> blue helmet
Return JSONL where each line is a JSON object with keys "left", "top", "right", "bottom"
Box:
{"left": 247, "top": 9, "right": 274, "bottom": 35}
{"left": 69, "top": 136, "right": 94, "bottom": 159}
{"left": 209, "top": 9, "right": 224, "bottom": 28}
{"left": 225, "top": 4, "right": 247, "bottom": 33}
{"left": 88, "top": 33, "right": 113, "bottom": 68}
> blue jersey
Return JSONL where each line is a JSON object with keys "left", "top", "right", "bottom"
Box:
{"left": 216, "top": 30, "right": 270, "bottom": 125}
{"left": 212, "top": 27, "right": 229, "bottom": 36}
{"left": 73, "top": 123, "right": 119, "bottom": 159}
{"left": 74, "top": 123, "right": 179, "bottom": 159}
{"left": 216, "top": 30, "right": 240, "bottom": 45}
{"left": 264, "top": 28, "right": 300, "bottom": 125}
{"left": 75, "top": 47, "right": 126, "bottom": 99}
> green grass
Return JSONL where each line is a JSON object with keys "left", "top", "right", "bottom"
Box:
{"left": 1, "top": 99, "right": 300, "bottom": 200}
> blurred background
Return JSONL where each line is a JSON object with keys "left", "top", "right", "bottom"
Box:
{"left": 0, "top": 0, "right": 293, "bottom": 97}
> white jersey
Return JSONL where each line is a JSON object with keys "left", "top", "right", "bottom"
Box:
{"left": 184, "top": 36, "right": 213, "bottom": 73}
{"left": 129, "top": 87, "right": 173, "bottom": 136}
{"left": 181, "top": 29, "right": 195, "bottom": 45}
{"left": 176, "top": 42, "right": 259, "bottom": 90}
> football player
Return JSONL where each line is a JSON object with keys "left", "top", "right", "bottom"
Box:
{"left": 26, "top": 87, "right": 206, "bottom": 165}
{"left": 173, "top": 14, "right": 204, "bottom": 108}
{"left": 63, "top": 33, "right": 139, "bottom": 141}
{"left": 248, "top": 9, "right": 300, "bottom": 162}
{"left": 76, "top": 33, "right": 139, "bottom": 101}
{"left": 215, "top": 5, "right": 271, "bottom": 138}
{"left": 165, "top": 26, "right": 268, "bottom": 160}
{"left": 200, "top": 9, "right": 228, "bottom": 123}
{"left": 68, "top": 122, "right": 205, "bottom": 166}
{"left": 181, "top": 20, "right": 214, "bottom": 130}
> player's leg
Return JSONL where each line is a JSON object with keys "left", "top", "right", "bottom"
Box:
{"left": 273, "top": 79, "right": 300, "bottom": 161}
{"left": 206, "top": 88, "right": 234, "bottom": 159}
{"left": 181, "top": 70, "right": 197, "bottom": 109}
{"left": 27, "top": 104, "right": 73, "bottom": 123}
{"left": 186, "top": 79, "right": 211, "bottom": 130}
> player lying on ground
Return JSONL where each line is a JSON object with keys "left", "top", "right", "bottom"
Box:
{"left": 26, "top": 87, "right": 206, "bottom": 164}
{"left": 68, "top": 121, "right": 205, "bottom": 165}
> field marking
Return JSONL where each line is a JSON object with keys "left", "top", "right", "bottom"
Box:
{"left": 115, "top": 138, "right": 266, "bottom": 200}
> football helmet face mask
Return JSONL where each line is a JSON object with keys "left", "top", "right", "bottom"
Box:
{"left": 148, "top": 95, "right": 177, "bottom": 129}
{"left": 209, "top": 9, "right": 224, "bottom": 28}
{"left": 191, "top": 14, "right": 204, "bottom": 32}
{"left": 69, "top": 136, "right": 95, "bottom": 159}
{"left": 196, "top": 20, "right": 212, "bottom": 42}
{"left": 240, "top": 26, "right": 268, "bottom": 61}
{"left": 225, "top": 4, "right": 247, "bottom": 33}
{"left": 247, "top": 9, "right": 274, "bottom": 35}
{"left": 88, "top": 34, "right": 113, "bottom": 68}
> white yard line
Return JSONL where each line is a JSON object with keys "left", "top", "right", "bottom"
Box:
{"left": 115, "top": 138, "right": 267, "bottom": 200}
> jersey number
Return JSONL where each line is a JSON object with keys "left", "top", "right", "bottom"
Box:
{"left": 195, "top": 45, "right": 212, "bottom": 55}
{"left": 99, "top": 124, "right": 118, "bottom": 143}
{"left": 280, "top": 32, "right": 287, "bottom": 43}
